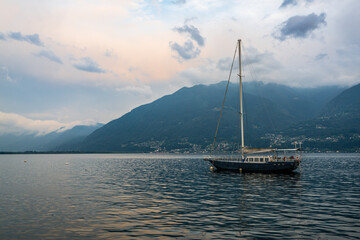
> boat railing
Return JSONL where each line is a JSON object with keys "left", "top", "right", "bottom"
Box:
{"left": 208, "top": 155, "right": 300, "bottom": 163}
{"left": 209, "top": 156, "right": 242, "bottom": 162}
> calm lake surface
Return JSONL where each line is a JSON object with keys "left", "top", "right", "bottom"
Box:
{"left": 0, "top": 153, "right": 359, "bottom": 239}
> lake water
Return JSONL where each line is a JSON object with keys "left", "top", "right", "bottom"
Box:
{"left": 0, "top": 153, "right": 359, "bottom": 239}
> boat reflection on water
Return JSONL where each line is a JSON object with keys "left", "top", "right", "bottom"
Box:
{"left": 207, "top": 167, "right": 303, "bottom": 238}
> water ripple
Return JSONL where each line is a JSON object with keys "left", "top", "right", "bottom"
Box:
{"left": 0, "top": 153, "right": 359, "bottom": 239}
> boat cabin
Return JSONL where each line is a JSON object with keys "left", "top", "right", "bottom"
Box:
{"left": 245, "top": 155, "right": 298, "bottom": 163}
{"left": 245, "top": 157, "right": 270, "bottom": 163}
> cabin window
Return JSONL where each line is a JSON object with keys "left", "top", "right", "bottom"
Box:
{"left": 260, "top": 158, "right": 264, "bottom": 162}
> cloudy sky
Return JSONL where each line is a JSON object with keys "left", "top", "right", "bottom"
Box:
{"left": 0, "top": 0, "right": 359, "bottom": 135}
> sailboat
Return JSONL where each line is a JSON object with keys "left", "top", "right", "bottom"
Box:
{"left": 204, "top": 39, "right": 301, "bottom": 173}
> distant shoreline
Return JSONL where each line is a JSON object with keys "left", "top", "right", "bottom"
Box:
{"left": 0, "top": 150, "right": 358, "bottom": 154}
{"left": 0, "top": 151, "right": 148, "bottom": 154}
{"left": 0, "top": 151, "right": 204, "bottom": 155}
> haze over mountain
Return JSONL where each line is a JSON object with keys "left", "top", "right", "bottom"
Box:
{"left": 321, "top": 83, "right": 360, "bottom": 118}
{"left": 281, "top": 83, "right": 360, "bottom": 151}
{"left": 244, "top": 82, "right": 345, "bottom": 120}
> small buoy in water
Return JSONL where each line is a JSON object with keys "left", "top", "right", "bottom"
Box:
{"left": 210, "top": 166, "right": 214, "bottom": 172}
{"left": 239, "top": 168, "right": 242, "bottom": 173}
{"left": 65, "top": 162, "right": 69, "bottom": 165}
{"left": 24, "top": 160, "right": 27, "bottom": 163}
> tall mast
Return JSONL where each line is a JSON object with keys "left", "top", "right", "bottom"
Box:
{"left": 238, "top": 39, "right": 244, "bottom": 154}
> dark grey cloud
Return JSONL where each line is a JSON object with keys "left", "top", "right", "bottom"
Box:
{"left": 0, "top": 32, "right": 6, "bottom": 40}
{"left": 8, "top": 32, "right": 43, "bottom": 46}
{"left": 280, "top": 0, "right": 297, "bottom": 8}
{"left": 173, "top": 24, "right": 205, "bottom": 46}
{"left": 170, "top": 22, "right": 205, "bottom": 61}
{"left": 273, "top": 13, "right": 326, "bottom": 41}
{"left": 169, "top": 40, "right": 200, "bottom": 61}
{"left": 35, "top": 50, "right": 63, "bottom": 64}
{"left": 279, "top": 0, "right": 314, "bottom": 8}
{"left": 315, "top": 53, "right": 327, "bottom": 61}
{"left": 73, "top": 57, "right": 106, "bottom": 73}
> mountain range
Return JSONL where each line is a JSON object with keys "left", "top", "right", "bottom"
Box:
{"left": 1, "top": 81, "right": 359, "bottom": 153}
{"left": 0, "top": 123, "right": 103, "bottom": 152}
{"left": 79, "top": 81, "right": 354, "bottom": 152}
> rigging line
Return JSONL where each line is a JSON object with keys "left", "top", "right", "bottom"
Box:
{"left": 242, "top": 74, "right": 250, "bottom": 148}
{"left": 242, "top": 77, "right": 250, "bottom": 148}
{"left": 210, "top": 42, "right": 238, "bottom": 157}
{"left": 229, "top": 79, "right": 241, "bottom": 154}
{"left": 242, "top": 43, "right": 277, "bottom": 135}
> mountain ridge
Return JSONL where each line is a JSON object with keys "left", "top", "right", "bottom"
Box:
{"left": 79, "top": 81, "right": 349, "bottom": 152}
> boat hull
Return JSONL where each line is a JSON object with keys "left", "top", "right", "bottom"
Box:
{"left": 206, "top": 159, "right": 299, "bottom": 173}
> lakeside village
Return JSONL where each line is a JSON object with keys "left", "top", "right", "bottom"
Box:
{"left": 135, "top": 133, "right": 360, "bottom": 154}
